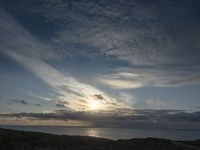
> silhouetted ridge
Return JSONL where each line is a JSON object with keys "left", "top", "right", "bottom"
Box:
{"left": 0, "top": 128, "right": 199, "bottom": 150}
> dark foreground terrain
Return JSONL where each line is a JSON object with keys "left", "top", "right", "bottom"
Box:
{"left": 0, "top": 128, "right": 200, "bottom": 150}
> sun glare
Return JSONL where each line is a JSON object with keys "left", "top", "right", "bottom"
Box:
{"left": 89, "top": 100, "right": 99, "bottom": 111}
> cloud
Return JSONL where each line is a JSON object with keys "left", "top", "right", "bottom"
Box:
{"left": 1, "top": 1, "right": 200, "bottom": 115}
{"left": 9, "top": 99, "right": 28, "bottom": 106}
{"left": 55, "top": 104, "right": 65, "bottom": 108}
{"left": 35, "top": 104, "right": 41, "bottom": 107}
{"left": 13, "top": 0, "right": 200, "bottom": 88}
{"left": 6, "top": 50, "right": 132, "bottom": 111}
{"left": 146, "top": 98, "right": 171, "bottom": 109}
{"left": 0, "top": 109, "right": 200, "bottom": 129}
{"left": 8, "top": 52, "right": 131, "bottom": 111}
{"left": 98, "top": 68, "right": 200, "bottom": 89}
{"left": 99, "top": 72, "right": 145, "bottom": 89}
{"left": 0, "top": 8, "right": 58, "bottom": 61}
{"left": 24, "top": 0, "right": 200, "bottom": 67}
{"left": 8, "top": 99, "right": 42, "bottom": 107}
{"left": 0, "top": 8, "right": 132, "bottom": 111}
{"left": 55, "top": 100, "right": 69, "bottom": 108}
{"left": 1, "top": 1, "right": 199, "bottom": 91}
{"left": 93, "top": 94, "right": 104, "bottom": 100}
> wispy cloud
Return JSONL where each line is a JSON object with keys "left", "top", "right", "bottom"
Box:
{"left": 98, "top": 68, "right": 200, "bottom": 89}
{"left": 0, "top": 8, "right": 58, "bottom": 60}
{"left": 55, "top": 100, "right": 69, "bottom": 108}
{"left": 0, "top": 8, "right": 131, "bottom": 111}
{"left": 146, "top": 98, "right": 172, "bottom": 109}
{"left": 21, "top": 0, "right": 200, "bottom": 67}
{"left": 98, "top": 71, "right": 146, "bottom": 89}
{"left": 7, "top": 98, "right": 42, "bottom": 107}
{"left": 13, "top": 0, "right": 200, "bottom": 89}
{"left": 99, "top": 78, "right": 143, "bottom": 89}
{"left": 1, "top": 1, "right": 200, "bottom": 115}
{"left": 5, "top": 51, "right": 132, "bottom": 111}
{"left": 8, "top": 99, "right": 28, "bottom": 106}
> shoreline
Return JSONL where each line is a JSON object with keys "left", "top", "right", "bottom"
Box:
{"left": 0, "top": 128, "right": 200, "bottom": 150}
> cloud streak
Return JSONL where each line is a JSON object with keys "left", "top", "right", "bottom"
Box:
{"left": 0, "top": 8, "right": 131, "bottom": 111}
{"left": 0, "top": 8, "right": 57, "bottom": 60}
{"left": 98, "top": 68, "right": 200, "bottom": 89}
{"left": 0, "top": 109, "right": 200, "bottom": 129}
{"left": 146, "top": 98, "right": 171, "bottom": 109}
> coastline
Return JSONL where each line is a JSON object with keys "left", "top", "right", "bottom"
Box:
{"left": 0, "top": 127, "right": 200, "bottom": 150}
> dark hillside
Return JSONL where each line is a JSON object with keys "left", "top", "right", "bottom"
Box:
{"left": 0, "top": 128, "right": 199, "bottom": 150}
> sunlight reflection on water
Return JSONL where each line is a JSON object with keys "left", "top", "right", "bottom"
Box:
{"left": 1, "top": 125, "right": 200, "bottom": 140}
{"left": 86, "top": 128, "right": 99, "bottom": 137}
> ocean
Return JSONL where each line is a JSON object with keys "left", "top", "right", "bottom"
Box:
{"left": 1, "top": 125, "right": 200, "bottom": 140}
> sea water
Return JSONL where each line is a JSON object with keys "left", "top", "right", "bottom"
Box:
{"left": 1, "top": 125, "right": 200, "bottom": 140}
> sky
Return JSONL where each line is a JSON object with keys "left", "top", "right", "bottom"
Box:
{"left": 0, "top": 0, "right": 200, "bottom": 129}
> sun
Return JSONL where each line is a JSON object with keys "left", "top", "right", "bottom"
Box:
{"left": 89, "top": 100, "right": 99, "bottom": 111}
